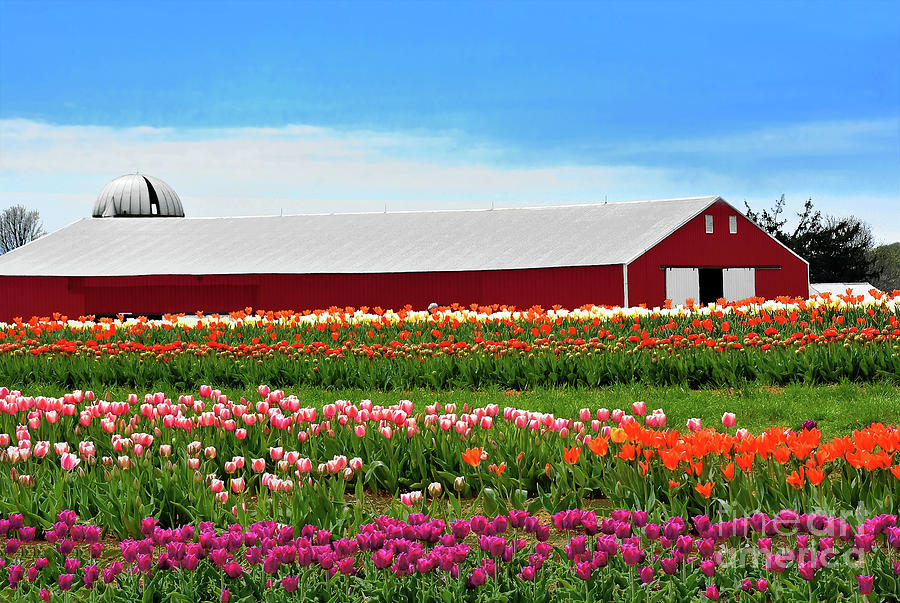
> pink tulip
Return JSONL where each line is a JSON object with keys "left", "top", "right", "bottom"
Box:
{"left": 33, "top": 441, "right": 50, "bottom": 458}
{"left": 230, "top": 478, "right": 245, "bottom": 494}
{"left": 60, "top": 453, "right": 80, "bottom": 470}
{"left": 579, "top": 408, "right": 591, "bottom": 421}
{"left": 632, "top": 401, "right": 647, "bottom": 416}
{"left": 257, "top": 385, "right": 269, "bottom": 398}
{"left": 687, "top": 418, "right": 703, "bottom": 432}
{"left": 251, "top": 458, "right": 266, "bottom": 472}
{"left": 722, "top": 413, "right": 737, "bottom": 427}
{"left": 400, "top": 491, "right": 423, "bottom": 506}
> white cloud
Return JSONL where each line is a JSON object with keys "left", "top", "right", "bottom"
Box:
{"left": 606, "top": 117, "right": 900, "bottom": 157}
{"left": 0, "top": 118, "right": 897, "bottom": 242}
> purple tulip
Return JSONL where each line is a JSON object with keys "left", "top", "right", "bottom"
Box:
{"left": 58, "top": 574, "right": 74, "bottom": 591}
{"left": 575, "top": 561, "right": 592, "bottom": 581}
{"left": 224, "top": 561, "right": 242, "bottom": 579}
{"left": 703, "top": 585, "right": 720, "bottom": 600}
{"left": 7, "top": 564, "right": 23, "bottom": 589}
{"left": 622, "top": 544, "right": 644, "bottom": 565}
{"left": 741, "top": 579, "right": 753, "bottom": 592}
{"left": 18, "top": 526, "right": 36, "bottom": 542}
{"left": 639, "top": 566, "right": 654, "bottom": 584}
{"left": 467, "top": 567, "right": 486, "bottom": 588}
{"left": 857, "top": 575, "right": 874, "bottom": 595}
{"left": 661, "top": 557, "right": 678, "bottom": 575}
{"left": 799, "top": 561, "right": 815, "bottom": 581}
{"left": 282, "top": 576, "right": 299, "bottom": 593}
{"left": 63, "top": 557, "right": 81, "bottom": 574}
{"left": 372, "top": 549, "right": 393, "bottom": 570}
{"left": 4, "top": 539, "right": 21, "bottom": 555}
{"left": 519, "top": 566, "right": 536, "bottom": 581}
{"left": 756, "top": 578, "right": 769, "bottom": 593}
{"left": 83, "top": 564, "right": 99, "bottom": 588}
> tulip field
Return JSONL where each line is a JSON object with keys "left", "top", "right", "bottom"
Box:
{"left": 0, "top": 293, "right": 899, "bottom": 601}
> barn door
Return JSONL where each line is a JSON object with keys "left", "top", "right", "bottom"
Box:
{"left": 723, "top": 268, "right": 756, "bottom": 301}
{"left": 665, "top": 268, "right": 699, "bottom": 306}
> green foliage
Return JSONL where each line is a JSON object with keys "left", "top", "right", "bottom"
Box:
{"left": 744, "top": 195, "right": 878, "bottom": 282}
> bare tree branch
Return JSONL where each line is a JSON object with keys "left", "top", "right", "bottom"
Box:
{"left": 0, "top": 205, "right": 46, "bottom": 254}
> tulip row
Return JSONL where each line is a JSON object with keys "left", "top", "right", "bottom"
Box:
{"left": 1, "top": 385, "right": 899, "bottom": 537}
{"left": 1, "top": 296, "right": 897, "bottom": 389}
{"left": 0, "top": 329, "right": 897, "bottom": 390}
{"left": 1, "top": 507, "right": 899, "bottom": 602}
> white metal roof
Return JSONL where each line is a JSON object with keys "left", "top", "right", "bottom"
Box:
{"left": 0, "top": 196, "right": 720, "bottom": 276}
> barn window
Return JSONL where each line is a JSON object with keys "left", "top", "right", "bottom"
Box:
{"left": 729, "top": 215, "right": 737, "bottom": 234}
{"left": 705, "top": 214, "right": 713, "bottom": 234}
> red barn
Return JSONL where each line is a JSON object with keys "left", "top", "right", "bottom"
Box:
{"left": 0, "top": 175, "right": 808, "bottom": 321}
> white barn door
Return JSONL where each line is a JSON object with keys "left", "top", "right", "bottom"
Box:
{"left": 665, "top": 268, "right": 699, "bottom": 305}
{"left": 723, "top": 268, "right": 756, "bottom": 301}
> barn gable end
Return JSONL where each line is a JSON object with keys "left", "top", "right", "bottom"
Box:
{"left": 626, "top": 199, "right": 809, "bottom": 307}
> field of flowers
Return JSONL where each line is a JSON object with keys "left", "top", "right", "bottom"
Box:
{"left": 1, "top": 293, "right": 899, "bottom": 600}
{"left": 1, "top": 292, "right": 898, "bottom": 391}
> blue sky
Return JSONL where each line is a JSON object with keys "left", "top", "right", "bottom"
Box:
{"left": 1, "top": 0, "right": 898, "bottom": 241}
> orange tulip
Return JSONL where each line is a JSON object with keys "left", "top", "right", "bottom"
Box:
{"left": 617, "top": 444, "right": 636, "bottom": 462}
{"left": 722, "top": 462, "right": 735, "bottom": 482}
{"left": 462, "top": 447, "right": 484, "bottom": 468}
{"left": 668, "top": 480, "right": 681, "bottom": 488}
{"left": 564, "top": 446, "right": 581, "bottom": 465}
{"left": 659, "top": 449, "right": 680, "bottom": 471}
{"left": 489, "top": 462, "right": 506, "bottom": 475}
{"left": 773, "top": 446, "right": 792, "bottom": 465}
{"left": 735, "top": 453, "right": 754, "bottom": 473}
{"left": 806, "top": 464, "right": 825, "bottom": 486}
{"left": 587, "top": 436, "right": 609, "bottom": 457}
{"left": 786, "top": 468, "right": 805, "bottom": 489}
{"left": 891, "top": 465, "right": 900, "bottom": 481}
{"left": 694, "top": 481, "right": 715, "bottom": 498}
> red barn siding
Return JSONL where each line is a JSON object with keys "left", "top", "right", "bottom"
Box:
{"left": 0, "top": 265, "right": 624, "bottom": 322}
{"left": 626, "top": 200, "right": 808, "bottom": 307}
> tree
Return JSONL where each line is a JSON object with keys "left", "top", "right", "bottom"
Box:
{"left": 871, "top": 242, "right": 900, "bottom": 292}
{"left": 744, "top": 195, "right": 877, "bottom": 283}
{"left": 0, "top": 205, "right": 46, "bottom": 254}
